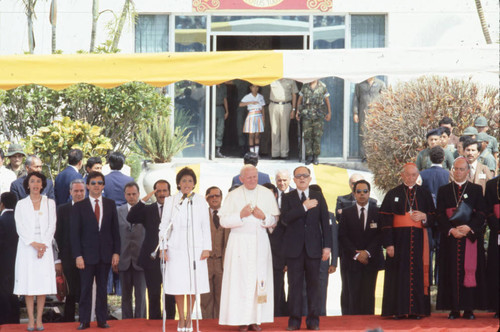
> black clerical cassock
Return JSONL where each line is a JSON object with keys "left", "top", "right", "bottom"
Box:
{"left": 484, "top": 178, "right": 498, "bottom": 314}
{"left": 380, "top": 184, "right": 435, "bottom": 317}
{"left": 436, "top": 181, "right": 487, "bottom": 313}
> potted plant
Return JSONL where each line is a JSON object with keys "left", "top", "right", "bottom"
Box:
{"left": 133, "top": 113, "right": 193, "bottom": 195}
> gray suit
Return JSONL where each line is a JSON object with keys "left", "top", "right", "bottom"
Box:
{"left": 117, "top": 204, "right": 146, "bottom": 319}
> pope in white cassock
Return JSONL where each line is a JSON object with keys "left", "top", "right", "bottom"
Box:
{"left": 219, "top": 165, "right": 280, "bottom": 332}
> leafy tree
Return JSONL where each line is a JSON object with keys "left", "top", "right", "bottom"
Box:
{"left": 0, "top": 84, "right": 61, "bottom": 140}
{"left": 364, "top": 76, "right": 499, "bottom": 192}
{"left": 59, "top": 82, "right": 171, "bottom": 151}
{"left": 24, "top": 117, "right": 113, "bottom": 177}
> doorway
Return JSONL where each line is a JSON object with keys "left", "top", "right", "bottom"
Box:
{"left": 212, "top": 35, "right": 304, "bottom": 158}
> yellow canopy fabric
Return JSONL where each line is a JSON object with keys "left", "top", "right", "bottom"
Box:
{"left": 0, "top": 51, "right": 283, "bottom": 90}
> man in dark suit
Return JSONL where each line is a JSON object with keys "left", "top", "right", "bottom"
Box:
{"left": 103, "top": 152, "right": 133, "bottom": 207}
{"left": 420, "top": 146, "right": 450, "bottom": 206}
{"left": 10, "top": 155, "right": 55, "bottom": 200}
{"left": 117, "top": 182, "right": 146, "bottom": 319}
{"left": 271, "top": 170, "right": 294, "bottom": 317}
{"left": 55, "top": 149, "right": 83, "bottom": 205}
{"left": 0, "top": 192, "right": 19, "bottom": 325}
{"left": 55, "top": 179, "right": 86, "bottom": 322}
{"left": 231, "top": 152, "right": 271, "bottom": 186}
{"left": 338, "top": 180, "right": 383, "bottom": 315}
{"left": 281, "top": 166, "right": 332, "bottom": 331}
{"left": 71, "top": 172, "right": 120, "bottom": 330}
{"left": 334, "top": 173, "right": 377, "bottom": 315}
{"left": 127, "top": 179, "right": 176, "bottom": 320}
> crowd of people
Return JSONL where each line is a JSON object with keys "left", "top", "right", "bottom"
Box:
{"left": 0, "top": 114, "right": 498, "bottom": 331}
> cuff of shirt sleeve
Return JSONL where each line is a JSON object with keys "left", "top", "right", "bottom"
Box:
{"left": 54, "top": 259, "right": 61, "bottom": 264}
{"left": 303, "top": 204, "right": 308, "bottom": 212}
{"left": 353, "top": 253, "right": 359, "bottom": 260}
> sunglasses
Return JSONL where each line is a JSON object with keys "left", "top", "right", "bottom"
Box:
{"left": 294, "top": 174, "right": 310, "bottom": 179}
{"left": 207, "top": 194, "right": 221, "bottom": 199}
{"left": 356, "top": 189, "right": 369, "bottom": 194}
{"left": 90, "top": 181, "right": 104, "bottom": 185}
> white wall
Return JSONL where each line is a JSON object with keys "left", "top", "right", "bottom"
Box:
{"left": 0, "top": 0, "right": 498, "bottom": 54}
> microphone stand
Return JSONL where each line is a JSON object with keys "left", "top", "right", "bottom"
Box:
{"left": 188, "top": 194, "right": 200, "bottom": 332}
{"left": 160, "top": 236, "right": 167, "bottom": 332}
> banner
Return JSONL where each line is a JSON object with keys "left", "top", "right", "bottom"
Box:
{"left": 193, "top": 0, "right": 332, "bottom": 12}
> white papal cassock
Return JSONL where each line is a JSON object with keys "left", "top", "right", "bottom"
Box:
{"left": 218, "top": 185, "right": 280, "bottom": 326}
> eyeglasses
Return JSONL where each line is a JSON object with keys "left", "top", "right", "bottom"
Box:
{"left": 294, "top": 174, "right": 310, "bottom": 179}
{"left": 90, "top": 181, "right": 104, "bottom": 185}
{"left": 356, "top": 189, "right": 369, "bottom": 194}
{"left": 207, "top": 194, "right": 221, "bottom": 199}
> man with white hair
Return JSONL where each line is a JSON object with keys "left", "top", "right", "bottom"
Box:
{"left": 380, "top": 163, "right": 435, "bottom": 319}
{"left": 219, "top": 165, "right": 280, "bottom": 332}
{"left": 275, "top": 169, "right": 293, "bottom": 209}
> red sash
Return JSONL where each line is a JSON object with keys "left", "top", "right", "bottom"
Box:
{"left": 494, "top": 204, "right": 500, "bottom": 219}
{"left": 393, "top": 213, "right": 429, "bottom": 295}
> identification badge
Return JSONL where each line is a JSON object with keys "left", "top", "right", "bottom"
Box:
{"left": 370, "top": 222, "right": 377, "bottom": 229}
{"left": 394, "top": 197, "right": 399, "bottom": 202}
{"left": 479, "top": 173, "right": 486, "bottom": 179}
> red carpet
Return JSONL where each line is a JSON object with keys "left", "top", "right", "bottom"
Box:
{"left": 1, "top": 314, "right": 498, "bottom": 331}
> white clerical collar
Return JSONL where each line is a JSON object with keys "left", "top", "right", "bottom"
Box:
{"left": 454, "top": 180, "right": 467, "bottom": 186}
{"left": 404, "top": 183, "right": 415, "bottom": 190}
{"left": 431, "top": 163, "right": 443, "bottom": 168}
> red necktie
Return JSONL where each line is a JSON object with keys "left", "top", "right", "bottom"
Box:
{"left": 94, "top": 199, "right": 100, "bottom": 224}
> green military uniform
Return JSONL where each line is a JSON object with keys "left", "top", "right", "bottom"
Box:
{"left": 486, "top": 134, "right": 498, "bottom": 155}
{"left": 299, "top": 81, "right": 330, "bottom": 157}
{"left": 215, "top": 84, "right": 227, "bottom": 148}
{"left": 479, "top": 148, "right": 497, "bottom": 174}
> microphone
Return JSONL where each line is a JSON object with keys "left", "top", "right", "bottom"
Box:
{"left": 179, "top": 193, "right": 188, "bottom": 205}
{"left": 187, "top": 192, "right": 195, "bottom": 204}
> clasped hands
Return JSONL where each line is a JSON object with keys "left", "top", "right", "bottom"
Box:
{"left": 240, "top": 204, "right": 265, "bottom": 220}
{"left": 31, "top": 242, "right": 47, "bottom": 259}
{"left": 409, "top": 210, "right": 426, "bottom": 222}
{"left": 355, "top": 250, "right": 369, "bottom": 265}
{"left": 450, "top": 225, "right": 471, "bottom": 239}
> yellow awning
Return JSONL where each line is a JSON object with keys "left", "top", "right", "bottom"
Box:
{"left": 0, "top": 51, "right": 283, "bottom": 90}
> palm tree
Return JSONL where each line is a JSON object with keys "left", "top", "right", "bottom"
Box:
{"left": 111, "top": 0, "right": 135, "bottom": 51}
{"left": 474, "top": 0, "right": 492, "bottom": 44}
{"left": 90, "top": 0, "right": 99, "bottom": 52}
{"left": 49, "top": 0, "right": 57, "bottom": 53}
{"left": 22, "top": 0, "right": 38, "bottom": 53}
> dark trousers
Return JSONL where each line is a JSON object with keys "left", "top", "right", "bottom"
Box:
{"left": 144, "top": 263, "right": 176, "bottom": 319}
{"left": 0, "top": 283, "right": 20, "bottom": 325}
{"left": 273, "top": 267, "right": 288, "bottom": 317}
{"left": 62, "top": 257, "right": 81, "bottom": 322}
{"left": 79, "top": 263, "right": 110, "bottom": 323}
{"left": 287, "top": 250, "right": 320, "bottom": 328}
{"left": 346, "top": 268, "right": 378, "bottom": 315}
{"left": 119, "top": 266, "right": 146, "bottom": 319}
{"left": 339, "top": 260, "right": 349, "bottom": 315}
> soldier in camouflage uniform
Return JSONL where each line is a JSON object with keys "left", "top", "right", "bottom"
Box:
{"left": 295, "top": 80, "right": 331, "bottom": 165}
{"left": 215, "top": 84, "right": 229, "bottom": 158}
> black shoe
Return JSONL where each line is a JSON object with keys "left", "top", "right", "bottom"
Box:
{"left": 77, "top": 323, "right": 90, "bottom": 330}
{"left": 97, "top": 322, "right": 110, "bottom": 328}
{"left": 271, "top": 156, "right": 280, "bottom": 160}
{"left": 393, "top": 315, "right": 406, "bottom": 320}
{"left": 305, "top": 156, "right": 312, "bottom": 165}
{"left": 216, "top": 148, "right": 225, "bottom": 158}
{"left": 408, "top": 315, "right": 422, "bottom": 320}
{"left": 462, "top": 311, "right": 475, "bottom": 320}
{"left": 307, "top": 325, "right": 320, "bottom": 330}
{"left": 312, "top": 155, "right": 319, "bottom": 165}
{"left": 286, "top": 326, "right": 300, "bottom": 331}
{"left": 448, "top": 311, "right": 460, "bottom": 320}
{"left": 494, "top": 312, "right": 499, "bottom": 318}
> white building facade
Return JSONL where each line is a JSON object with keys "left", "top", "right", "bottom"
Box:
{"left": 1, "top": 0, "right": 498, "bottom": 160}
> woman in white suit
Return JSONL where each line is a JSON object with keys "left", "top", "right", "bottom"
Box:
{"left": 14, "top": 171, "right": 56, "bottom": 331}
{"left": 159, "top": 167, "right": 211, "bottom": 332}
